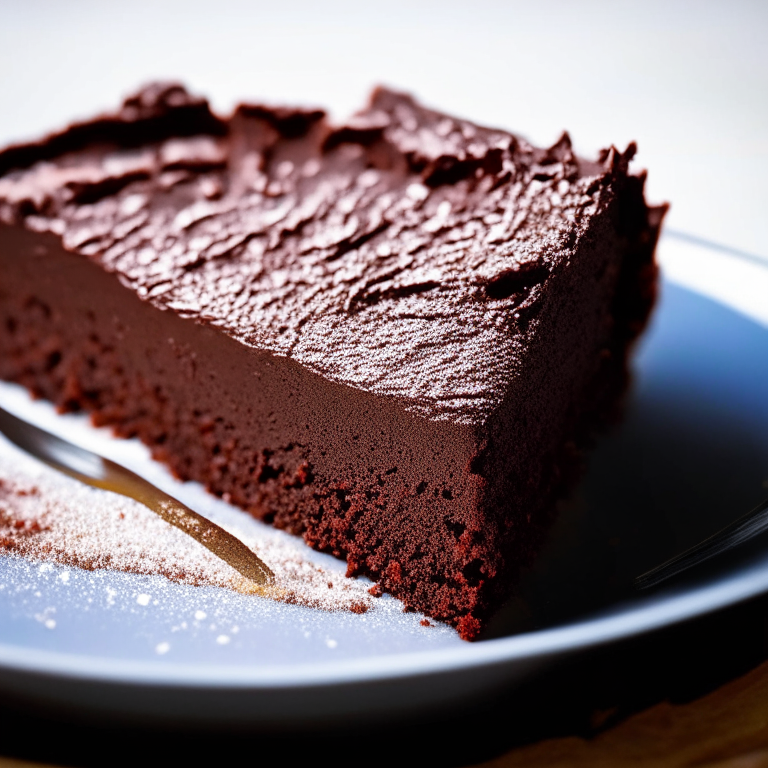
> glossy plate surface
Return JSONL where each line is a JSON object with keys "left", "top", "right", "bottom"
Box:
{"left": 0, "top": 234, "right": 766, "bottom": 724}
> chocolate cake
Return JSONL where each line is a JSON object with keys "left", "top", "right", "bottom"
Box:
{"left": 0, "top": 83, "right": 666, "bottom": 638}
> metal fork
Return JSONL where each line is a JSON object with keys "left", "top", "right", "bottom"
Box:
{"left": 0, "top": 405, "right": 274, "bottom": 587}
{"left": 635, "top": 497, "right": 768, "bottom": 590}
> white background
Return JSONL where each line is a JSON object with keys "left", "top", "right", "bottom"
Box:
{"left": 1, "top": 0, "right": 767, "bottom": 260}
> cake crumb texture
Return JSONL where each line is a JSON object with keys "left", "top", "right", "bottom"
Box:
{"left": 0, "top": 437, "right": 374, "bottom": 614}
{"left": 0, "top": 83, "right": 666, "bottom": 637}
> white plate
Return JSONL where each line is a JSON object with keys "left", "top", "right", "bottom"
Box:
{"left": 0, "top": 234, "right": 766, "bottom": 725}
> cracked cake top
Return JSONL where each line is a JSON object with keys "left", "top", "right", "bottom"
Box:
{"left": 0, "top": 82, "right": 637, "bottom": 426}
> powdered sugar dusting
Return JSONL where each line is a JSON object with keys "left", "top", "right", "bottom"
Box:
{"left": 0, "top": 438, "right": 373, "bottom": 614}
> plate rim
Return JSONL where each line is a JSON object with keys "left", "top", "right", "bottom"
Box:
{"left": 3, "top": 548, "right": 768, "bottom": 690}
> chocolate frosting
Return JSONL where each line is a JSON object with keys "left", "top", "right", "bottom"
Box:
{"left": 0, "top": 83, "right": 637, "bottom": 426}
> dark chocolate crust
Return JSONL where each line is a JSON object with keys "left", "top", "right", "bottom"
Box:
{"left": 0, "top": 84, "right": 666, "bottom": 638}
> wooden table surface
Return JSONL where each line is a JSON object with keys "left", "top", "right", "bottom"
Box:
{"left": 478, "top": 661, "right": 768, "bottom": 768}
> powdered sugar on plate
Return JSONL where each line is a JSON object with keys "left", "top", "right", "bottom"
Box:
{"left": 0, "top": 384, "right": 461, "bottom": 664}
{"left": 0, "top": 438, "right": 372, "bottom": 614}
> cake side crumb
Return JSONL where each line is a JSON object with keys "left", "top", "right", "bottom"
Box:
{"left": 0, "top": 83, "right": 665, "bottom": 638}
{"left": 0, "top": 438, "right": 374, "bottom": 614}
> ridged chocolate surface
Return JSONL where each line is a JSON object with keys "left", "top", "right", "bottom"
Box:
{"left": 0, "top": 83, "right": 636, "bottom": 426}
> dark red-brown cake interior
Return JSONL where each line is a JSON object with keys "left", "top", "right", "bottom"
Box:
{"left": 0, "top": 83, "right": 666, "bottom": 637}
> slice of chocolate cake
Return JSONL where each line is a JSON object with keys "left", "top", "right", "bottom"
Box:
{"left": 0, "top": 83, "right": 666, "bottom": 638}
